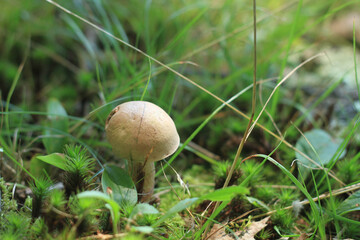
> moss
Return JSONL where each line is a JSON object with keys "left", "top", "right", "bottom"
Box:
{"left": 0, "top": 178, "right": 18, "bottom": 229}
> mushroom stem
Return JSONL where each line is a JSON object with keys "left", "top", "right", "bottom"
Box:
{"left": 129, "top": 161, "right": 155, "bottom": 202}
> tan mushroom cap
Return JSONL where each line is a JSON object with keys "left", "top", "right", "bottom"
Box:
{"left": 105, "top": 101, "right": 180, "bottom": 162}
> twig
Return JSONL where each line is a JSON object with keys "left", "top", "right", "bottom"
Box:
{"left": 250, "top": 182, "right": 360, "bottom": 220}
{"left": 187, "top": 141, "right": 221, "bottom": 161}
{"left": 160, "top": 162, "right": 198, "bottom": 226}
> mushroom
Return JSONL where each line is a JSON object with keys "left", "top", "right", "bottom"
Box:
{"left": 105, "top": 101, "right": 180, "bottom": 202}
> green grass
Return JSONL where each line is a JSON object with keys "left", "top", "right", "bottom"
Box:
{"left": 1, "top": 0, "right": 360, "bottom": 239}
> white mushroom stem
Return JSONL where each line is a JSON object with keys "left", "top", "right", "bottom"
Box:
{"left": 129, "top": 161, "right": 155, "bottom": 203}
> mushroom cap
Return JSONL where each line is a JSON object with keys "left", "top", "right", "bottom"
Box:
{"left": 105, "top": 101, "right": 180, "bottom": 162}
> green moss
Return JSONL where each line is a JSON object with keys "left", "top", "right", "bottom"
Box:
{"left": 255, "top": 186, "right": 277, "bottom": 203}
{"left": 337, "top": 156, "right": 360, "bottom": 185}
{"left": 272, "top": 208, "right": 295, "bottom": 231}
{"left": 0, "top": 178, "right": 18, "bottom": 229}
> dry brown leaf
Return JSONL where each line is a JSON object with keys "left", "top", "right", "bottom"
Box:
{"left": 208, "top": 223, "right": 233, "bottom": 240}
{"left": 207, "top": 217, "right": 270, "bottom": 240}
{"left": 235, "top": 216, "right": 270, "bottom": 240}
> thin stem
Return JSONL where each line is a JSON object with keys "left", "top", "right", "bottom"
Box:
{"left": 203, "top": 1, "right": 257, "bottom": 238}
{"left": 226, "top": 0, "right": 257, "bottom": 188}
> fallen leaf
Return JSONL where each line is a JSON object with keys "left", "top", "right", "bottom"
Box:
{"left": 236, "top": 216, "right": 270, "bottom": 240}
{"left": 207, "top": 217, "right": 270, "bottom": 240}
{"left": 208, "top": 223, "right": 232, "bottom": 240}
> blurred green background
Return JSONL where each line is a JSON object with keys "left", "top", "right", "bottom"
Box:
{"left": 2, "top": 0, "right": 360, "bottom": 167}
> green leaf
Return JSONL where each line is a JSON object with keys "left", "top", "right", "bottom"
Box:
{"left": 102, "top": 165, "right": 137, "bottom": 207}
{"left": 199, "top": 186, "right": 249, "bottom": 201}
{"left": 104, "top": 164, "right": 134, "bottom": 189}
{"left": 36, "top": 153, "right": 66, "bottom": 171}
{"left": 295, "top": 129, "right": 345, "bottom": 178}
{"left": 246, "top": 196, "right": 271, "bottom": 211}
{"left": 129, "top": 203, "right": 159, "bottom": 219}
{"left": 78, "top": 191, "right": 121, "bottom": 231}
{"left": 42, "top": 98, "right": 69, "bottom": 154}
{"left": 47, "top": 98, "right": 68, "bottom": 118}
{"left": 153, "top": 198, "right": 198, "bottom": 227}
{"left": 30, "top": 154, "right": 51, "bottom": 178}
{"left": 337, "top": 190, "right": 360, "bottom": 215}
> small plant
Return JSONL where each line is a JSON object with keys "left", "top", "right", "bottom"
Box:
{"left": 2, "top": 212, "right": 31, "bottom": 239}
{"left": 49, "top": 189, "right": 66, "bottom": 209}
{"left": 240, "top": 161, "right": 264, "bottom": 188}
{"left": 277, "top": 189, "right": 298, "bottom": 207}
{"left": 29, "top": 176, "right": 53, "bottom": 219}
{"left": 68, "top": 196, "right": 98, "bottom": 237}
{"left": 30, "top": 218, "right": 48, "bottom": 239}
{"left": 255, "top": 186, "right": 277, "bottom": 203}
{"left": 63, "top": 144, "right": 95, "bottom": 196}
